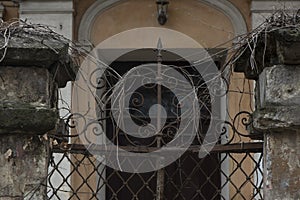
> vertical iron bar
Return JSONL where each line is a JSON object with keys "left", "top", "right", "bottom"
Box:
{"left": 156, "top": 38, "right": 164, "bottom": 200}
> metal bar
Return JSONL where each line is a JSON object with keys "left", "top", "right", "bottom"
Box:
{"left": 51, "top": 142, "right": 263, "bottom": 155}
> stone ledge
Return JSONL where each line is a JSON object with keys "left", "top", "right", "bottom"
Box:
{"left": 0, "top": 31, "right": 78, "bottom": 88}
{"left": 0, "top": 32, "right": 68, "bottom": 68}
{"left": 0, "top": 108, "right": 58, "bottom": 134}
{"left": 253, "top": 106, "right": 300, "bottom": 131}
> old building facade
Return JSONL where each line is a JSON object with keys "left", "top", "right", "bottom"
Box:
{"left": 0, "top": 0, "right": 299, "bottom": 199}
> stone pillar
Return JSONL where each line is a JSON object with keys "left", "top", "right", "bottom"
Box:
{"left": 235, "top": 28, "right": 300, "bottom": 199}
{"left": 0, "top": 30, "right": 74, "bottom": 199}
{"left": 256, "top": 65, "right": 300, "bottom": 200}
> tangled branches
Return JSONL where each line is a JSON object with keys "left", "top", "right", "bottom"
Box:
{"left": 227, "top": 9, "right": 300, "bottom": 77}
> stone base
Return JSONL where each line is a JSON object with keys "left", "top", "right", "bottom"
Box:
{"left": 253, "top": 106, "right": 300, "bottom": 132}
{"left": 0, "top": 135, "right": 48, "bottom": 200}
{"left": 264, "top": 131, "right": 300, "bottom": 200}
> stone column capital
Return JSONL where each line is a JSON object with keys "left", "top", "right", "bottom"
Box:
{"left": 0, "top": 26, "right": 77, "bottom": 135}
{"left": 235, "top": 28, "right": 300, "bottom": 132}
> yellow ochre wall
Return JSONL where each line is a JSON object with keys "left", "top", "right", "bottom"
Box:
{"left": 72, "top": 0, "right": 255, "bottom": 199}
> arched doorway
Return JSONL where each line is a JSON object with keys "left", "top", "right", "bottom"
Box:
{"left": 70, "top": 1, "right": 258, "bottom": 199}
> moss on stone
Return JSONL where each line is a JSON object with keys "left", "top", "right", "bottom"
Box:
{"left": 0, "top": 107, "right": 58, "bottom": 135}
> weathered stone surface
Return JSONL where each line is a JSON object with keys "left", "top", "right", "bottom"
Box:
{"left": 245, "top": 29, "right": 300, "bottom": 200}
{"left": 0, "top": 32, "right": 78, "bottom": 88}
{"left": 0, "top": 26, "right": 71, "bottom": 200}
{"left": 0, "top": 135, "right": 48, "bottom": 200}
{"left": 253, "top": 64, "right": 300, "bottom": 132}
{"left": 237, "top": 27, "right": 300, "bottom": 200}
{"left": 264, "top": 131, "right": 300, "bottom": 200}
{"left": 0, "top": 67, "right": 58, "bottom": 134}
{"left": 253, "top": 106, "right": 300, "bottom": 131}
{"left": 0, "top": 108, "right": 58, "bottom": 134}
{"left": 0, "top": 32, "right": 68, "bottom": 68}
{"left": 257, "top": 65, "right": 300, "bottom": 108}
{"left": 50, "top": 58, "right": 78, "bottom": 88}
{"left": 274, "top": 28, "right": 300, "bottom": 65}
{"left": 0, "top": 67, "right": 54, "bottom": 106}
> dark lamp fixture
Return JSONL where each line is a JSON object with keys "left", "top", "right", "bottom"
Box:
{"left": 156, "top": 0, "right": 169, "bottom": 25}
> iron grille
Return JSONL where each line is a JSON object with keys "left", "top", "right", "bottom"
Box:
{"left": 47, "top": 142, "right": 263, "bottom": 200}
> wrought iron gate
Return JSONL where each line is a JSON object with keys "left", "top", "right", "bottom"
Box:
{"left": 46, "top": 46, "right": 264, "bottom": 200}
{"left": 47, "top": 136, "right": 263, "bottom": 200}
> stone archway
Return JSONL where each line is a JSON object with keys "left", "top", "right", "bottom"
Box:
{"left": 78, "top": 0, "right": 247, "bottom": 46}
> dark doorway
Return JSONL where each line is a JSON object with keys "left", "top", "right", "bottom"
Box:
{"left": 99, "top": 49, "right": 221, "bottom": 200}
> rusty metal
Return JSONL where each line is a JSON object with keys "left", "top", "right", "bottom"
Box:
{"left": 51, "top": 142, "right": 263, "bottom": 155}
{"left": 48, "top": 103, "right": 264, "bottom": 200}
{"left": 46, "top": 46, "right": 264, "bottom": 200}
{"left": 48, "top": 143, "right": 264, "bottom": 199}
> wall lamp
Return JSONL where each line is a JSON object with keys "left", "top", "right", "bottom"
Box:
{"left": 156, "top": 0, "right": 169, "bottom": 25}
